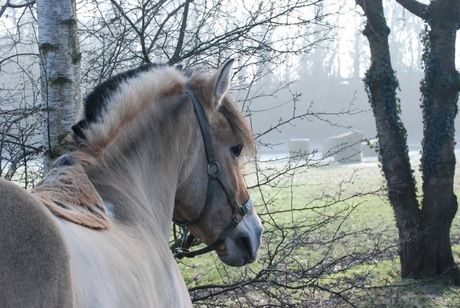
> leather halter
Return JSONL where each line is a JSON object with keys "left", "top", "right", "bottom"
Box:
{"left": 173, "top": 86, "right": 253, "bottom": 259}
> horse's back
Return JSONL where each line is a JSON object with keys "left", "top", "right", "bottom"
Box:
{"left": 0, "top": 178, "right": 72, "bottom": 307}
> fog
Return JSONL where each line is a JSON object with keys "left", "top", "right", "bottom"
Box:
{"left": 247, "top": 3, "right": 460, "bottom": 155}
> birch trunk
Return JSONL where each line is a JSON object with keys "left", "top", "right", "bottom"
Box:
{"left": 37, "top": 0, "right": 81, "bottom": 173}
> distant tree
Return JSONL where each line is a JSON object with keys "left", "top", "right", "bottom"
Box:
{"left": 357, "top": 0, "right": 460, "bottom": 284}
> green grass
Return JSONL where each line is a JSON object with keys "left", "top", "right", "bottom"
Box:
{"left": 177, "top": 157, "right": 460, "bottom": 306}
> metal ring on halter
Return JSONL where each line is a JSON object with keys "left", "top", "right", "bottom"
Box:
{"left": 207, "top": 161, "right": 220, "bottom": 177}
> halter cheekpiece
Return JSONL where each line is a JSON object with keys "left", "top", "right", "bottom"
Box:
{"left": 173, "top": 86, "right": 253, "bottom": 259}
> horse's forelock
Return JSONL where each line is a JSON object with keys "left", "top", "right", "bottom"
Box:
{"left": 188, "top": 73, "right": 255, "bottom": 157}
{"left": 220, "top": 98, "right": 256, "bottom": 157}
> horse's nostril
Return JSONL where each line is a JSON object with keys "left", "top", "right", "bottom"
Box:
{"left": 237, "top": 235, "right": 251, "bottom": 252}
{"left": 236, "top": 234, "right": 256, "bottom": 263}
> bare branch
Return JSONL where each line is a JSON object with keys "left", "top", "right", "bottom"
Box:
{"left": 395, "top": 0, "right": 429, "bottom": 19}
{"left": 0, "top": 53, "right": 39, "bottom": 68}
{"left": 0, "top": 0, "right": 36, "bottom": 18}
{"left": 170, "top": 0, "right": 191, "bottom": 64}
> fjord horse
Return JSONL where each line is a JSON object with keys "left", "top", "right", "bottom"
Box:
{"left": 0, "top": 60, "right": 263, "bottom": 307}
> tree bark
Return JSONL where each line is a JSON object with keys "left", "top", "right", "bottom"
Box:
{"left": 37, "top": 0, "right": 81, "bottom": 172}
{"left": 416, "top": 0, "right": 460, "bottom": 284}
{"left": 357, "top": 0, "right": 460, "bottom": 285}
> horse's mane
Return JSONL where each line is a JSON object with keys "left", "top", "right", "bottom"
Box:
{"left": 83, "top": 64, "right": 160, "bottom": 125}
{"left": 68, "top": 63, "right": 255, "bottom": 159}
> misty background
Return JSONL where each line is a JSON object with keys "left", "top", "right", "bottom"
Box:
{"left": 244, "top": 2, "right": 460, "bottom": 157}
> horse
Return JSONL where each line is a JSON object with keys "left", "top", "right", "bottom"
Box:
{"left": 0, "top": 59, "right": 263, "bottom": 307}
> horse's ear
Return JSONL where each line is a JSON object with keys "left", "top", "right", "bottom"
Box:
{"left": 213, "top": 59, "right": 234, "bottom": 108}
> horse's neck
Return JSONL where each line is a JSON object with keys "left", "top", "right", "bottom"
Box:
{"left": 83, "top": 98, "right": 198, "bottom": 235}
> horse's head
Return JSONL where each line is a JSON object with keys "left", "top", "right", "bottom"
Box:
{"left": 174, "top": 60, "right": 263, "bottom": 266}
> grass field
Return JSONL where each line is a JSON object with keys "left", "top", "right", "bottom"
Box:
{"left": 178, "top": 154, "right": 460, "bottom": 307}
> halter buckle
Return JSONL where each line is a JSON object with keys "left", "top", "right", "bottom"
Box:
{"left": 173, "top": 247, "right": 190, "bottom": 259}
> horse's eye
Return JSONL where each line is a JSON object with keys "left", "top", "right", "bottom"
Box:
{"left": 231, "top": 144, "right": 243, "bottom": 157}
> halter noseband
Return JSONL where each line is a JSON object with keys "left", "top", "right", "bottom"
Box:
{"left": 173, "top": 86, "right": 253, "bottom": 259}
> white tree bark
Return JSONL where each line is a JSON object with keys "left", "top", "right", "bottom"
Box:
{"left": 37, "top": 0, "right": 81, "bottom": 172}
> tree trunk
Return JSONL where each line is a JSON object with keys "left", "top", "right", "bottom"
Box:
{"left": 357, "top": 0, "right": 460, "bottom": 285}
{"left": 37, "top": 0, "right": 81, "bottom": 172}
{"left": 417, "top": 0, "right": 460, "bottom": 284}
